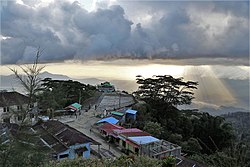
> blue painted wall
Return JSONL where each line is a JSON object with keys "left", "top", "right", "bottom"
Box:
{"left": 57, "top": 142, "right": 91, "bottom": 160}
{"left": 126, "top": 113, "right": 136, "bottom": 120}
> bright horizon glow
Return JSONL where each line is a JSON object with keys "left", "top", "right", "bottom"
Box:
{"left": 0, "top": 60, "right": 248, "bottom": 80}
{"left": 0, "top": 60, "right": 249, "bottom": 110}
{"left": 41, "top": 62, "right": 186, "bottom": 80}
{"left": 186, "top": 66, "right": 237, "bottom": 107}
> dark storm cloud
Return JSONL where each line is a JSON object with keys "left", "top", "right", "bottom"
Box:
{"left": 0, "top": 0, "right": 249, "bottom": 64}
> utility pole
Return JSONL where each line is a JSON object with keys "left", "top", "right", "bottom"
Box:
{"left": 118, "top": 92, "right": 121, "bottom": 109}
{"left": 79, "top": 89, "right": 81, "bottom": 104}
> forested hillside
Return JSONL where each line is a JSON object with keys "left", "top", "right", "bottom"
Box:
{"left": 223, "top": 112, "right": 250, "bottom": 142}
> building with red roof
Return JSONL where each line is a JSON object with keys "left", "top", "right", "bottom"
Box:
{"left": 95, "top": 120, "right": 181, "bottom": 158}
{"left": 97, "top": 123, "right": 124, "bottom": 139}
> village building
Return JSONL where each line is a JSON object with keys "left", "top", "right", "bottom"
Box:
{"left": 49, "top": 102, "right": 82, "bottom": 118}
{"left": 96, "top": 122, "right": 124, "bottom": 143}
{"left": 65, "top": 102, "right": 82, "bottom": 112}
{"left": 94, "top": 115, "right": 182, "bottom": 159}
{"left": 97, "top": 82, "right": 115, "bottom": 93}
{"left": 125, "top": 109, "right": 137, "bottom": 122}
{"left": 111, "top": 111, "right": 124, "bottom": 120}
{"left": 96, "top": 116, "right": 119, "bottom": 125}
{"left": 140, "top": 139, "right": 181, "bottom": 159}
{"left": 33, "top": 120, "right": 100, "bottom": 160}
{"left": 114, "top": 128, "right": 181, "bottom": 158}
{"left": 0, "top": 91, "right": 38, "bottom": 124}
{"left": 113, "top": 128, "right": 152, "bottom": 154}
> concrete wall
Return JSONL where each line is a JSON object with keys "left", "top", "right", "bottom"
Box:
{"left": 57, "top": 143, "right": 91, "bottom": 160}
{"left": 0, "top": 104, "right": 37, "bottom": 124}
{"left": 119, "top": 139, "right": 136, "bottom": 154}
{"left": 69, "top": 143, "right": 91, "bottom": 159}
{"left": 126, "top": 113, "right": 136, "bottom": 121}
{"left": 0, "top": 107, "right": 4, "bottom": 118}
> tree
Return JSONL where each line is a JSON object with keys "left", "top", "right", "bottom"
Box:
{"left": 182, "top": 138, "right": 203, "bottom": 154}
{"left": 1, "top": 48, "right": 49, "bottom": 167}
{"left": 9, "top": 48, "right": 44, "bottom": 125}
{"left": 44, "top": 155, "right": 162, "bottom": 167}
{"left": 192, "top": 113, "right": 235, "bottom": 154}
{"left": 0, "top": 130, "right": 49, "bottom": 167}
{"left": 143, "top": 121, "right": 163, "bottom": 138}
{"left": 134, "top": 75, "right": 198, "bottom": 107}
{"left": 38, "top": 78, "right": 96, "bottom": 111}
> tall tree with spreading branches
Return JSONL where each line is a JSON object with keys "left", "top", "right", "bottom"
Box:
{"left": 134, "top": 75, "right": 198, "bottom": 107}
{"left": 0, "top": 48, "right": 49, "bottom": 167}
{"left": 9, "top": 48, "right": 45, "bottom": 125}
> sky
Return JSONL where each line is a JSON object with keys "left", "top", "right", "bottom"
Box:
{"left": 0, "top": 0, "right": 249, "bottom": 64}
{"left": 0, "top": 0, "right": 249, "bottom": 111}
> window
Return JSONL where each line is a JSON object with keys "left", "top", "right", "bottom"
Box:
{"left": 3, "top": 118, "right": 10, "bottom": 123}
{"left": 135, "top": 148, "right": 139, "bottom": 154}
{"left": 17, "top": 116, "right": 22, "bottom": 121}
{"left": 17, "top": 106, "right": 21, "bottom": 111}
{"left": 3, "top": 107, "right": 9, "bottom": 112}
{"left": 59, "top": 154, "right": 69, "bottom": 159}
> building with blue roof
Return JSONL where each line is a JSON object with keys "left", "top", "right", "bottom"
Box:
{"left": 96, "top": 117, "right": 119, "bottom": 125}
{"left": 125, "top": 109, "right": 137, "bottom": 115}
{"left": 128, "top": 136, "right": 160, "bottom": 145}
{"left": 125, "top": 109, "right": 138, "bottom": 121}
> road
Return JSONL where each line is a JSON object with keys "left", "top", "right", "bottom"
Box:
{"left": 60, "top": 105, "right": 123, "bottom": 158}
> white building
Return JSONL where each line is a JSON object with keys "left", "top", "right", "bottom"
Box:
{"left": 0, "top": 91, "right": 38, "bottom": 124}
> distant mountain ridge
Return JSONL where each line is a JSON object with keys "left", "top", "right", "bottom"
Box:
{"left": 199, "top": 105, "right": 249, "bottom": 116}
{"left": 0, "top": 71, "right": 138, "bottom": 92}
{"left": 1, "top": 71, "right": 248, "bottom": 115}
{"left": 0, "top": 71, "right": 104, "bottom": 92}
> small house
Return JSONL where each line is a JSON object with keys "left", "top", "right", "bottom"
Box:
{"left": 33, "top": 120, "right": 100, "bottom": 160}
{"left": 125, "top": 109, "right": 137, "bottom": 122}
{"left": 97, "top": 122, "right": 124, "bottom": 143}
{"left": 113, "top": 128, "right": 151, "bottom": 154}
{"left": 65, "top": 102, "right": 82, "bottom": 112}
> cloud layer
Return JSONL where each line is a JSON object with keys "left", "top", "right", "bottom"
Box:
{"left": 1, "top": 0, "right": 249, "bottom": 64}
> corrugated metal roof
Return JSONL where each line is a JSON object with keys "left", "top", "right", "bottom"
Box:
{"left": 65, "top": 102, "right": 81, "bottom": 111}
{"left": 98, "top": 123, "right": 124, "bottom": 135}
{"left": 0, "top": 91, "right": 29, "bottom": 107}
{"left": 113, "top": 128, "right": 142, "bottom": 134}
{"left": 125, "top": 109, "right": 137, "bottom": 115}
{"left": 70, "top": 103, "right": 81, "bottom": 109}
{"left": 128, "top": 136, "right": 159, "bottom": 145}
{"left": 34, "top": 120, "right": 100, "bottom": 154}
{"left": 111, "top": 111, "right": 124, "bottom": 116}
{"left": 121, "top": 131, "right": 151, "bottom": 137}
{"left": 96, "top": 117, "right": 119, "bottom": 124}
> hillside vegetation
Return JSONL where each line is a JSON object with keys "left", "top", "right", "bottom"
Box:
{"left": 132, "top": 75, "right": 250, "bottom": 167}
{"left": 44, "top": 156, "right": 165, "bottom": 167}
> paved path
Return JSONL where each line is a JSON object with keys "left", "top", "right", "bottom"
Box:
{"left": 60, "top": 106, "right": 123, "bottom": 158}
